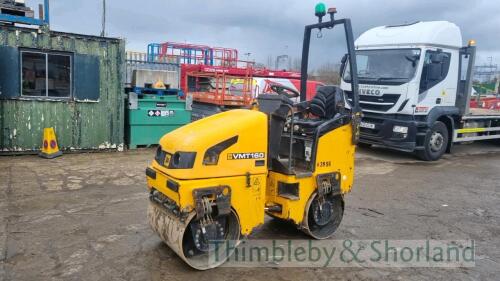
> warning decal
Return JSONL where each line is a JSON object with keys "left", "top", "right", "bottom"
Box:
{"left": 147, "top": 110, "right": 175, "bottom": 117}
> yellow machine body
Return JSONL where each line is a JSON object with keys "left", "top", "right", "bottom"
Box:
{"left": 147, "top": 106, "right": 356, "bottom": 233}
{"left": 154, "top": 109, "right": 268, "bottom": 179}
{"left": 146, "top": 101, "right": 357, "bottom": 269}
{"left": 146, "top": 109, "right": 269, "bottom": 236}
{"left": 265, "top": 123, "right": 355, "bottom": 226}
{"left": 146, "top": 102, "right": 357, "bottom": 267}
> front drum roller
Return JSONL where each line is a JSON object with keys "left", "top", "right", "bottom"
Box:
{"left": 302, "top": 193, "right": 344, "bottom": 239}
{"left": 147, "top": 202, "right": 241, "bottom": 270}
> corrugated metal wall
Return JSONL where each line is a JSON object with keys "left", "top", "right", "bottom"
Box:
{"left": 0, "top": 27, "right": 125, "bottom": 152}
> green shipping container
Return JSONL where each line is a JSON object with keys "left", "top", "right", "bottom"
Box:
{"left": 126, "top": 94, "right": 191, "bottom": 148}
{"left": 0, "top": 26, "right": 125, "bottom": 153}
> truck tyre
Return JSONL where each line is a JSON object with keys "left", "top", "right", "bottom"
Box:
{"left": 416, "top": 121, "right": 448, "bottom": 161}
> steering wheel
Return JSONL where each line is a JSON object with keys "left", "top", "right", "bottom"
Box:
{"left": 269, "top": 84, "right": 300, "bottom": 99}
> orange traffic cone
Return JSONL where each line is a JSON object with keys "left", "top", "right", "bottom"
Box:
{"left": 39, "top": 127, "right": 63, "bottom": 159}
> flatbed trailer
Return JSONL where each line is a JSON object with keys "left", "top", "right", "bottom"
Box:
{"left": 454, "top": 109, "right": 500, "bottom": 142}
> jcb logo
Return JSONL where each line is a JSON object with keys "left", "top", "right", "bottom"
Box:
{"left": 227, "top": 152, "right": 265, "bottom": 160}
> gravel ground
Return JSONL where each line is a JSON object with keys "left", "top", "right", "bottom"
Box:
{"left": 1, "top": 142, "right": 499, "bottom": 281}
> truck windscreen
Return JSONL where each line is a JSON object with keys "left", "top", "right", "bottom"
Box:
{"left": 344, "top": 49, "right": 421, "bottom": 85}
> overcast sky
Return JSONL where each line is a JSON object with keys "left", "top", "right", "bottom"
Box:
{"left": 39, "top": 0, "right": 500, "bottom": 68}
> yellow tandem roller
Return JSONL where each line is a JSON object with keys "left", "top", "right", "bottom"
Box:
{"left": 145, "top": 4, "right": 362, "bottom": 270}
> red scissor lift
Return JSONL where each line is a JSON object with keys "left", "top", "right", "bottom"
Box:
{"left": 185, "top": 64, "right": 254, "bottom": 107}
{"left": 149, "top": 42, "right": 239, "bottom": 67}
{"left": 149, "top": 42, "right": 253, "bottom": 107}
{"left": 148, "top": 41, "right": 315, "bottom": 119}
{"left": 180, "top": 63, "right": 308, "bottom": 107}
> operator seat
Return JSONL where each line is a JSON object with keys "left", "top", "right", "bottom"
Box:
{"left": 257, "top": 86, "right": 348, "bottom": 173}
{"left": 293, "top": 86, "right": 347, "bottom": 134}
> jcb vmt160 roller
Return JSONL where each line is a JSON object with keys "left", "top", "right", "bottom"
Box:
{"left": 145, "top": 4, "right": 361, "bottom": 270}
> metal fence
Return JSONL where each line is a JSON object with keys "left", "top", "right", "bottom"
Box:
{"left": 125, "top": 52, "right": 180, "bottom": 87}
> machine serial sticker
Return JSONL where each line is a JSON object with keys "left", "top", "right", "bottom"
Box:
{"left": 227, "top": 152, "right": 265, "bottom": 160}
{"left": 317, "top": 161, "right": 332, "bottom": 167}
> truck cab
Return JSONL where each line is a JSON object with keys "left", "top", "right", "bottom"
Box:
{"left": 340, "top": 21, "right": 497, "bottom": 160}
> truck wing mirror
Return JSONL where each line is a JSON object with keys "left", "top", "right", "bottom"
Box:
{"left": 430, "top": 53, "right": 446, "bottom": 64}
{"left": 340, "top": 53, "right": 348, "bottom": 75}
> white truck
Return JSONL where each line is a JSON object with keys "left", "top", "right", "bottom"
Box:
{"left": 340, "top": 21, "right": 500, "bottom": 160}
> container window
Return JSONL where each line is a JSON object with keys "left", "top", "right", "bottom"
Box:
{"left": 48, "top": 54, "right": 71, "bottom": 97}
{"left": 21, "top": 52, "right": 46, "bottom": 96}
{"left": 21, "top": 51, "right": 72, "bottom": 98}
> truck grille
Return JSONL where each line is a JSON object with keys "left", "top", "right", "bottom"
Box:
{"left": 346, "top": 91, "right": 400, "bottom": 112}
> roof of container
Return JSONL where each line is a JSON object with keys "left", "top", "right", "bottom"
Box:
{"left": 355, "top": 21, "right": 463, "bottom": 49}
{"left": 0, "top": 25, "right": 122, "bottom": 43}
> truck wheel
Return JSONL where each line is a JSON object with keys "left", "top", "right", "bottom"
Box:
{"left": 416, "top": 121, "right": 449, "bottom": 161}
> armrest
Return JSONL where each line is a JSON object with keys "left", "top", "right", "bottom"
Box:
{"left": 294, "top": 101, "right": 310, "bottom": 112}
{"left": 315, "top": 114, "right": 351, "bottom": 137}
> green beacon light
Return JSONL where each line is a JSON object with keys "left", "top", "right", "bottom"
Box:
{"left": 315, "top": 3, "right": 327, "bottom": 22}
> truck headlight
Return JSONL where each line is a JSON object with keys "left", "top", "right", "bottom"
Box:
{"left": 393, "top": 126, "right": 408, "bottom": 134}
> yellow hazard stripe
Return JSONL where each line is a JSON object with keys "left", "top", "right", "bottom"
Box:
{"left": 456, "top": 128, "right": 487, "bottom": 134}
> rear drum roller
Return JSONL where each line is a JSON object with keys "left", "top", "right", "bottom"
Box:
{"left": 148, "top": 202, "right": 240, "bottom": 270}
{"left": 302, "top": 194, "right": 344, "bottom": 239}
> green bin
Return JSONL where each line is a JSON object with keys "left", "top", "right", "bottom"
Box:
{"left": 126, "top": 94, "right": 191, "bottom": 148}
